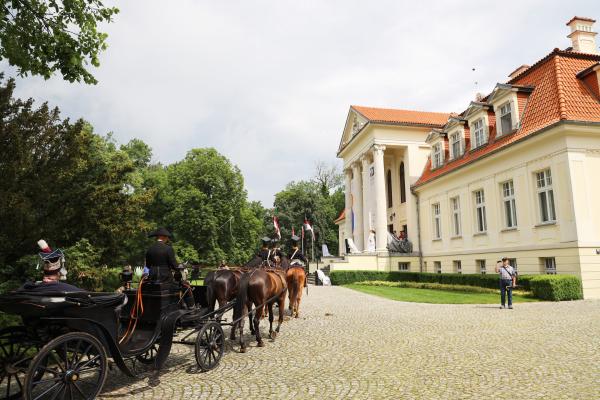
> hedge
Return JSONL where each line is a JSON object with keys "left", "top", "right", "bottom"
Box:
{"left": 353, "top": 280, "right": 499, "bottom": 294}
{"left": 329, "top": 270, "right": 534, "bottom": 290}
{"left": 529, "top": 275, "right": 583, "bottom": 301}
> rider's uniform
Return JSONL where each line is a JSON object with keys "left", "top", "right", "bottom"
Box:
{"left": 288, "top": 247, "right": 307, "bottom": 264}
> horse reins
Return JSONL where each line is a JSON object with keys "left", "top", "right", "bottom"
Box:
{"left": 119, "top": 276, "right": 146, "bottom": 344}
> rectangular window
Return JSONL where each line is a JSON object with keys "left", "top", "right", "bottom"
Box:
{"left": 432, "top": 143, "right": 443, "bottom": 168}
{"left": 398, "top": 262, "right": 410, "bottom": 271}
{"left": 451, "top": 197, "right": 461, "bottom": 236}
{"left": 542, "top": 257, "right": 556, "bottom": 274}
{"left": 450, "top": 132, "right": 461, "bottom": 159}
{"left": 474, "top": 189, "right": 487, "bottom": 233}
{"left": 432, "top": 203, "right": 441, "bottom": 240}
{"left": 453, "top": 260, "right": 462, "bottom": 274}
{"left": 536, "top": 169, "right": 556, "bottom": 223}
{"left": 477, "top": 259, "right": 486, "bottom": 275}
{"left": 473, "top": 119, "right": 486, "bottom": 148}
{"left": 500, "top": 102, "right": 513, "bottom": 135}
{"left": 434, "top": 261, "right": 442, "bottom": 274}
{"left": 502, "top": 180, "right": 517, "bottom": 228}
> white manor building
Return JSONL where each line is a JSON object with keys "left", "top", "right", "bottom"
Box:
{"left": 325, "top": 17, "right": 600, "bottom": 299}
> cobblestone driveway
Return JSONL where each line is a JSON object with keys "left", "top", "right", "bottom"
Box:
{"left": 100, "top": 286, "right": 600, "bottom": 399}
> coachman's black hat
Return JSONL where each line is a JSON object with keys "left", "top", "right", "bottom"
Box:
{"left": 148, "top": 227, "right": 173, "bottom": 238}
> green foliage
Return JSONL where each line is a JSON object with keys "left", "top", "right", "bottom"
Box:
{"left": 529, "top": 275, "right": 583, "bottom": 301}
{"left": 0, "top": 0, "right": 119, "bottom": 84}
{"left": 0, "top": 77, "right": 152, "bottom": 267}
{"left": 172, "top": 241, "right": 199, "bottom": 264}
{"left": 273, "top": 178, "right": 344, "bottom": 258}
{"left": 354, "top": 280, "right": 499, "bottom": 294}
{"left": 329, "top": 270, "right": 507, "bottom": 288}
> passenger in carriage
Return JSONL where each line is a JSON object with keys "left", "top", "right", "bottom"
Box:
{"left": 145, "top": 227, "right": 196, "bottom": 309}
{"left": 287, "top": 235, "right": 307, "bottom": 265}
{"left": 19, "top": 240, "right": 84, "bottom": 293}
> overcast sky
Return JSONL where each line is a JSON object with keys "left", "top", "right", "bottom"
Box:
{"left": 7, "top": 0, "right": 600, "bottom": 206}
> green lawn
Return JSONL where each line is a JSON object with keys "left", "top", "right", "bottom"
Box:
{"left": 345, "top": 284, "right": 540, "bottom": 304}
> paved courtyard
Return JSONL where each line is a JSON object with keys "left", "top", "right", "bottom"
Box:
{"left": 100, "top": 286, "right": 600, "bottom": 399}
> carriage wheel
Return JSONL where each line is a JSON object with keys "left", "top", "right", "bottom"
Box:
{"left": 24, "top": 332, "right": 108, "bottom": 400}
{"left": 0, "top": 326, "right": 38, "bottom": 400}
{"left": 194, "top": 322, "right": 224, "bottom": 372}
{"left": 135, "top": 343, "right": 159, "bottom": 365}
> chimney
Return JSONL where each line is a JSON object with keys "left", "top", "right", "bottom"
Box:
{"left": 508, "top": 64, "right": 530, "bottom": 80}
{"left": 566, "top": 16, "right": 599, "bottom": 54}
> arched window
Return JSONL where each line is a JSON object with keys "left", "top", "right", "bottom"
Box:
{"left": 386, "top": 170, "right": 393, "bottom": 208}
{"left": 399, "top": 162, "right": 406, "bottom": 203}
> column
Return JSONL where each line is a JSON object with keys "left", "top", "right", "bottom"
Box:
{"left": 361, "top": 155, "right": 371, "bottom": 251}
{"left": 372, "top": 144, "right": 388, "bottom": 252}
{"left": 351, "top": 161, "right": 364, "bottom": 251}
{"left": 344, "top": 168, "right": 353, "bottom": 254}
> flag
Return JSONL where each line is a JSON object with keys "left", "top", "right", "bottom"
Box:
{"left": 292, "top": 227, "right": 295, "bottom": 236}
{"left": 273, "top": 216, "right": 281, "bottom": 239}
{"left": 304, "top": 217, "right": 315, "bottom": 240}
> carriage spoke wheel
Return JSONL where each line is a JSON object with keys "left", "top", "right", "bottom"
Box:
{"left": 195, "top": 322, "right": 224, "bottom": 372}
{"left": 135, "top": 343, "right": 159, "bottom": 365}
{"left": 0, "top": 326, "right": 38, "bottom": 400}
{"left": 24, "top": 332, "right": 107, "bottom": 400}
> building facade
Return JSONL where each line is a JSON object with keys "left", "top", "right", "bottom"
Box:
{"left": 325, "top": 17, "right": 600, "bottom": 299}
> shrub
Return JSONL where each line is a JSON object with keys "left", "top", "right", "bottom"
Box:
{"left": 529, "top": 275, "right": 583, "bottom": 301}
{"left": 353, "top": 280, "right": 498, "bottom": 294}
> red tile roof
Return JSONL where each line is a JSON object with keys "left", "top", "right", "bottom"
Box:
{"left": 566, "top": 16, "right": 596, "bottom": 25}
{"left": 414, "top": 49, "right": 600, "bottom": 188}
{"left": 352, "top": 105, "right": 451, "bottom": 128}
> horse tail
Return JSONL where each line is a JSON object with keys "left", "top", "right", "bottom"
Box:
{"left": 233, "top": 271, "right": 251, "bottom": 322}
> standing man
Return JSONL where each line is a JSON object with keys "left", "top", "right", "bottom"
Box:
{"left": 145, "top": 227, "right": 195, "bottom": 309}
{"left": 495, "top": 257, "right": 516, "bottom": 309}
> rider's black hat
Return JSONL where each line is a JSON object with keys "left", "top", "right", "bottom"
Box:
{"left": 290, "top": 235, "right": 301, "bottom": 244}
{"left": 270, "top": 238, "right": 279, "bottom": 246}
{"left": 261, "top": 236, "right": 271, "bottom": 245}
{"left": 148, "top": 227, "right": 173, "bottom": 238}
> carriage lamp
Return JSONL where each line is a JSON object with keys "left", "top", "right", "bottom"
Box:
{"left": 121, "top": 265, "right": 133, "bottom": 289}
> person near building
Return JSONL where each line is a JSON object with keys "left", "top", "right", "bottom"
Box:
{"left": 495, "top": 257, "right": 516, "bottom": 309}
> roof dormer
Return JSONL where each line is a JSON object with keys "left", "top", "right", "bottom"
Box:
{"left": 426, "top": 129, "right": 447, "bottom": 169}
{"left": 488, "top": 83, "right": 533, "bottom": 137}
{"left": 577, "top": 62, "right": 600, "bottom": 100}
{"left": 443, "top": 117, "right": 467, "bottom": 160}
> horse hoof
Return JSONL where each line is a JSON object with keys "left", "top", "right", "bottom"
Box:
{"left": 269, "top": 331, "right": 277, "bottom": 340}
{"left": 257, "top": 341, "right": 265, "bottom": 347}
{"left": 240, "top": 347, "right": 247, "bottom": 353}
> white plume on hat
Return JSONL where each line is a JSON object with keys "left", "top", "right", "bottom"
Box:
{"left": 37, "top": 239, "right": 52, "bottom": 253}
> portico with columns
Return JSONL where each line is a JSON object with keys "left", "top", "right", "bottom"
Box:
{"left": 327, "top": 105, "right": 450, "bottom": 271}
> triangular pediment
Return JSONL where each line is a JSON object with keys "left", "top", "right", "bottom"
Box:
{"left": 338, "top": 107, "right": 369, "bottom": 153}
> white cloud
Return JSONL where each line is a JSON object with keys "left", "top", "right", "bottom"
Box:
{"left": 7, "top": 0, "right": 600, "bottom": 205}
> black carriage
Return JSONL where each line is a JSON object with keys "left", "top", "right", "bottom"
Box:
{"left": 0, "top": 279, "right": 232, "bottom": 400}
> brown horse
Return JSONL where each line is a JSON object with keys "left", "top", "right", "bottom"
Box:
{"left": 286, "top": 264, "right": 306, "bottom": 318}
{"left": 232, "top": 266, "right": 287, "bottom": 352}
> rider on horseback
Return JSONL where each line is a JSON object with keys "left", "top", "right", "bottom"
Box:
{"left": 257, "top": 236, "right": 271, "bottom": 262}
{"left": 287, "top": 235, "right": 307, "bottom": 265}
{"left": 269, "top": 238, "right": 283, "bottom": 266}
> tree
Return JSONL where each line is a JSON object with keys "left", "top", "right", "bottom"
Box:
{"left": 314, "top": 161, "right": 343, "bottom": 196}
{"left": 146, "top": 148, "right": 264, "bottom": 265}
{"left": 0, "top": 77, "right": 151, "bottom": 268}
{"left": 0, "top": 0, "right": 119, "bottom": 84}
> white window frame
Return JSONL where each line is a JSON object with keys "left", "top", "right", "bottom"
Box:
{"left": 432, "top": 203, "right": 441, "bottom": 240}
{"left": 434, "top": 261, "right": 442, "bottom": 274}
{"left": 508, "top": 258, "right": 518, "bottom": 274}
{"left": 499, "top": 101, "right": 514, "bottom": 136}
{"left": 543, "top": 257, "right": 556, "bottom": 275}
{"left": 478, "top": 259, "right": 486, "bottom": 275}
{"left": 536, "top": 169, "right": 556, "bottom": 223}
{"left": 450, "top": 131, "right": 462, "bottom": 159}
{"left": 474, "top": 189, "right": 487, "bottom": 233}
{"left": 432, "top": 142, "right": 443, "bottom": 168}
{"left": 502, "top": 180, "right": 517, "bottom": 228}
{"left": 451, "top": 196, "right": 461, "bottom": 237}
{"left": 472, "top": 118, "right": 487, "bottom": 148}
{"left": 453, "top": 260, "right": 462, "bottom": 274}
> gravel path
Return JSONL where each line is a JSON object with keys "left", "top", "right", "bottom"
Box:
{"left": 100, "top": 285, "right": 600, "bottom": 399}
